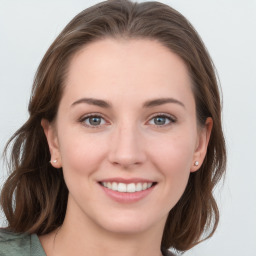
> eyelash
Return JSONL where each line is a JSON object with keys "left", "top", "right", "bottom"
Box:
{"left": 79, "top": 112, "right": 176, "bottom": 129}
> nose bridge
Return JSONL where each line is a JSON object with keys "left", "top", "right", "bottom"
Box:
{"left": 108, "top": 120, "right": 146, "bottom": 168}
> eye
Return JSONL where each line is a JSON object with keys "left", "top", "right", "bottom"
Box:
{"left": 80, "top": 114, "right": 107, "bottom": 128}
{"left": 148, "top": 114, "right": 176, "bottom": 126}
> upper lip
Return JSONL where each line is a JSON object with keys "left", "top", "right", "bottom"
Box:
{"left": 98, "top": 178, "right": 156, "bottom": 184}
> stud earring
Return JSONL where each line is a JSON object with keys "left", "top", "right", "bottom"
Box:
{"left": 50, "top": 159, "right": 58, "bottom": 163}
{"left": 194, "top": 161, "right": 199, "bottom": 166}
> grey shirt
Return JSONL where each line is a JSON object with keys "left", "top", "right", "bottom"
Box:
{"left": 0, "top": 229, "right": 46, "bottom": 256}
{"left": 0, "top": 229, "right": 175, "bottom": 256}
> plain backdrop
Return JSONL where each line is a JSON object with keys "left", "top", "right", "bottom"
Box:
{"left": 0, "top": 1, "right": 256, "bottom": 255}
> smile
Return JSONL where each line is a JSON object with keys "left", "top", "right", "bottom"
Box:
{"left": 100, "top": 182, "right": 155, "bottom": 193}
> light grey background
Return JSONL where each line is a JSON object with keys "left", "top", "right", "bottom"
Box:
{"left": 0, "top": 1, "right": 256, "bottom": 255}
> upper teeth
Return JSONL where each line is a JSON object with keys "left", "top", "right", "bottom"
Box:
{"left": 101, "top": 182, "right": 153, "bottom": 193}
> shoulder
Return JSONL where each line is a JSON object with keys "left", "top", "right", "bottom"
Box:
{"left": 0, "top": 229, "right": 31, "bottom": 255}
{"left": 0, "top": 228, "right": 45, "bottom": 256}
{"left": 0, "top": 228, "right": 28, "bottom": 241}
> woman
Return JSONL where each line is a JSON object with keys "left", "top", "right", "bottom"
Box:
{"left": 0, "top": 0, "right": 226, "bottom": 255}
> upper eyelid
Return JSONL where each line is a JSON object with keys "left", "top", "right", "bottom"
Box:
{"left": 79, "top": 112, "right": 106, "bottom": 121}
{"left": 148, "top": 112, "right": 176, "bottom": 120}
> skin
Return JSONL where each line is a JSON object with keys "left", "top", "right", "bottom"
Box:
{"left": 40, "top": 38, "right": 212, "bottom": 256}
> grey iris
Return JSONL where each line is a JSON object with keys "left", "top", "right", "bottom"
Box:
{"left": 89, "top": 117, "right": 101, "bottom": 125}
{"left": 154, "top": 116, "right": 166, "bottom": 125}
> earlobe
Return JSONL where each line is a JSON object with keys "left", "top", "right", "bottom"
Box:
{"left": 41, "top": 119, "right": 62, "bottom": 168}
{"left": 191, "top": 117, "right": 213, "bottom": 172}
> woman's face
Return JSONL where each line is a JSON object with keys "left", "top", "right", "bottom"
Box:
{"left": 43, "top": 38, "right": 211, "bottom": 236}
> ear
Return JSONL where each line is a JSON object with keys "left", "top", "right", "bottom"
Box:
{"left": 191, "top": 117, "right": 213, "bottom": 172}
{"left": 41, "top": 119, "right": 62, "bottom": 168}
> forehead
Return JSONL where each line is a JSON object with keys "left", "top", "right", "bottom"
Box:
{"left": 62, "top": 38, "right": 193, "bottom": 107}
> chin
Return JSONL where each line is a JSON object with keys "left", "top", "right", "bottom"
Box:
{"left": 95, "top": 211, "right": 165, "bottom": 235}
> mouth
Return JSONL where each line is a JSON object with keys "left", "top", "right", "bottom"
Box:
{"left": 99, "top": 181, "right": 157, "bottom": 193}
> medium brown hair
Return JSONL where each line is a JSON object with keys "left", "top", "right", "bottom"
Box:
{"left": 1, "top": 0, "right": 226, "bottom": 252}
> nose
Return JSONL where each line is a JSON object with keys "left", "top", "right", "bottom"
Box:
{"left": 108, "top": 123, "right": 147, "bottom": 169}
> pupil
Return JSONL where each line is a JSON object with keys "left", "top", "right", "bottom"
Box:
{"left": 155, "top": 117, "right": 165, "bottom": 125}
{"left": 89, "top": 117, "right": 101, "bottom": 125}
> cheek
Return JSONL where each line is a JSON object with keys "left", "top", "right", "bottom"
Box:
{"left": 148, "top": 133, "right": 196, "bottom": 201}
{"left": 150, "top": 132, "right": 195, "bottom": 172}
{"left": 58, "top": 130, "right": 107, "bottom": 178}
{"left": 58, "top": 133, "right": 109, "bottom": 201}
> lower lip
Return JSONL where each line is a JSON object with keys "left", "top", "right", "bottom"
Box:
{"left": 99, "top": 184, "right": 156, "bottom": 203}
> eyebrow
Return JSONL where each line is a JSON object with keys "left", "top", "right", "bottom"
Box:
{"left": 71, "top": 97, "right": 185, "bottom": 108}
{"left": 71, "top": 98, "right": 112, "bottom": 108}
{"left": 143, "top": 98, "right": 185, "bottom": 108}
